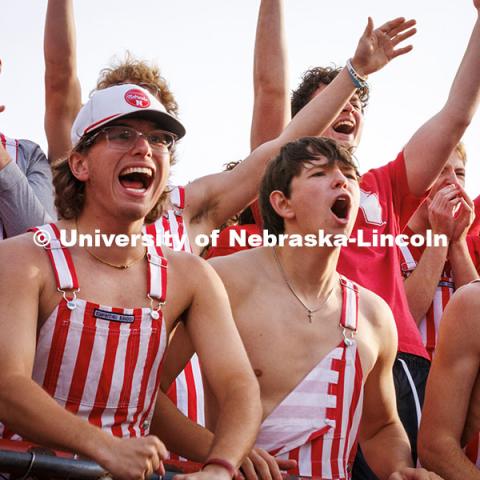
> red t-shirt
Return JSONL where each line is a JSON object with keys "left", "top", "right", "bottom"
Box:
{"left": 467, "top": 234, "right": 480, "bottom": 272}
{"left": 469, "top": 195, "right": 480, "bottom": 237}
{"left": 338, "top": 151, "right": 429, "bottom": 359}
{"left": 206, "top": 224, "right": 262, "bottom": 259}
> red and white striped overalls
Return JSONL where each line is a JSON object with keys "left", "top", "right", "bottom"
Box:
{"left": 256, "top": 277, "right": 364, "bottom": 479}
{"left": 0, "top": 223, "right": 168, "bottom": 439}
{"left": 145, "top": 186, "right": 205, "bottom": 445}
{"left": 399, "top": 243, "right": 454, "bottom": 359}
{"left": 0, "top": 134, "right": 18, "bottom": 240}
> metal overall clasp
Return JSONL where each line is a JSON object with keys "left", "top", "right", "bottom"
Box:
{"left": 57, "top": 287, "right": 80, "bottom": 311}
{"left": 147, "top": 294, "right": 166, "bottom": 320}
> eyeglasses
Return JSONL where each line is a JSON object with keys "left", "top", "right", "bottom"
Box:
{"left": 82, "top": 126, "right": 177, "bottom": 152}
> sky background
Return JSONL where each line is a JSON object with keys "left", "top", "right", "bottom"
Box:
{"left": 1, "top": 1, "right": 479, "bottom": 197}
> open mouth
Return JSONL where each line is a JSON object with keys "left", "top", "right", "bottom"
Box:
{"left": 118, "top": 167, "right": 154, "bottom": 193}
{"left": 330, "top": 195, "right": 351, "bottom": 221}
{"left": 332, "top": 120, "right": 355, "bottom": 135}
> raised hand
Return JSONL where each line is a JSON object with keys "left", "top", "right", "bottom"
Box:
{"left": 427, "top": 184, "right": 461, "bottom": 240}
{"left": 450, "top": 184, "right": 475, "bottom": 242}
{"left": 352, "top": 17, "right": 416, "bottom": 76}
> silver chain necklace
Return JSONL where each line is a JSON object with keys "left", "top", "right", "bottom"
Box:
{"left": 272, "top": 247, "right": 337, "bottom": 323}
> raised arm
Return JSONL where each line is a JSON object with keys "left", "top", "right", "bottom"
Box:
{"left": 403, "top": 188, "right": 455, "bottom": 323}
{"left": 44, "top": 0, "right": 82, "bottom": 164}
{"left": 0, "top": 140, "right": 56, "bottom": 237}
{"left": 418, "top": 284, "right": 480, "bottom": 479}
{"left": 250, "top": 0, "right": 290, "bottom": 150}
{"left": 403, "top": 247, "right": 448, "bottom": 325}
{"left": 404, "top": 1, "right": 480, "bottom": 195}
{"left": 185, "top": 16, "right": 416, "bottom": 242}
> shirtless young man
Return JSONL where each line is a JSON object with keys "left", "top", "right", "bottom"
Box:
{"left": 0, "top": 84, "right": 262, "bottom": 480}
{"left": 209, "top": 136, "right": 440, "bottom": 480}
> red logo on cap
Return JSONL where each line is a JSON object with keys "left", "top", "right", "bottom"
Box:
{"left": 124, "top": 89, "right": 151, "bottom": 108}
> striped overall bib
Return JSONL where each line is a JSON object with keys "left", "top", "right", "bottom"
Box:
{"left": 256, "top": 277, "right": 364, "bottom": 479}
{"left": 1, "top": 223, "right": 168, "bottom": 439}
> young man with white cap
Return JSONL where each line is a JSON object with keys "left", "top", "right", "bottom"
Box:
{"left": 0, "top": 84, "right": 262, "bottom": 480}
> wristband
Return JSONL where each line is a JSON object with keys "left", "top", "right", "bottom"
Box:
{"left": 202, "top": 458, "right": 236, "bottom": 478}
{"left": 346, "top": 59, "right": 369, "bottom": 89}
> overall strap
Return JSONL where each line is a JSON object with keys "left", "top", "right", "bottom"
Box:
{"left": 399, "top": 243, "right": 417, "bottom": 274}
{"left": 339, "top": 276, "right": 359, "bottom": 345}
{"left": 29, "top": 224, "right": 80, "bottom": 291}
{"left": 162, "top": 185, "right": 191, "bottom": 253}
{"left": 170, "top": 185, "right": 185, "bottom": 211}
{"left": 146, "top": 243, "right": 168, "bottom": 319}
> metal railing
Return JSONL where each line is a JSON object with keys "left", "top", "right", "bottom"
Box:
{"left": 0, "top": 445, "right": 193, "bottom": 480}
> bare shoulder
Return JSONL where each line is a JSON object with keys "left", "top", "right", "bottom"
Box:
{"left": 437, "top": 281, "right": 480, "bottom": 345}
{"left": 163, "top": 247, "right": 216, "bottom": 280}
{"left": 208, "top": 247, "right": 266, "bottom": 289}
{"left": 446, "top": 281, "right": 480, "bottom": 320}
{"left": 0, "top": 232, "right": 51, "bottom": 282}
{"left": 357, "top": 283, "right": 395, "bottom": 330}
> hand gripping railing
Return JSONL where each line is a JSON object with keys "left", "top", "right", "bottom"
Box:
{"left": 0, "top": 440, "right": 197, "bottom": 480}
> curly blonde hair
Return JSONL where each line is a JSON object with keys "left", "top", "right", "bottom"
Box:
{"left": 96, "top": 52, "right": 178, "bottom": 116}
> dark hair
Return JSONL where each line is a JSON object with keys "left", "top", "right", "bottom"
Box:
{"left": 259, "top": 137, "right": 359, "bottom": 236}
{"left": 53, "top": 133, "right": 169, "bottom": 222}
{"left": 291, "top": 66, "right": 369, "bottom": 117}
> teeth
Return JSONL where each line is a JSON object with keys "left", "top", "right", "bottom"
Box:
{"left": 333, "top": 120, "right": 354, "bottom": 129}
{"left": 120, "top": 167, "right": 153, "bottom": 177}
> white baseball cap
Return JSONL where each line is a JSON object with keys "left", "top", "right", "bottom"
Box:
{"left": 71, "top": 83, "right": 186, "bottom": 146}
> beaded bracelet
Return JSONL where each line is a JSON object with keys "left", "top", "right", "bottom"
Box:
{"left": 346, "top": 58, "right": 369, "bottom": 89}
{"left": 202, "top": 458, "right": 237, "bottom": 478}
